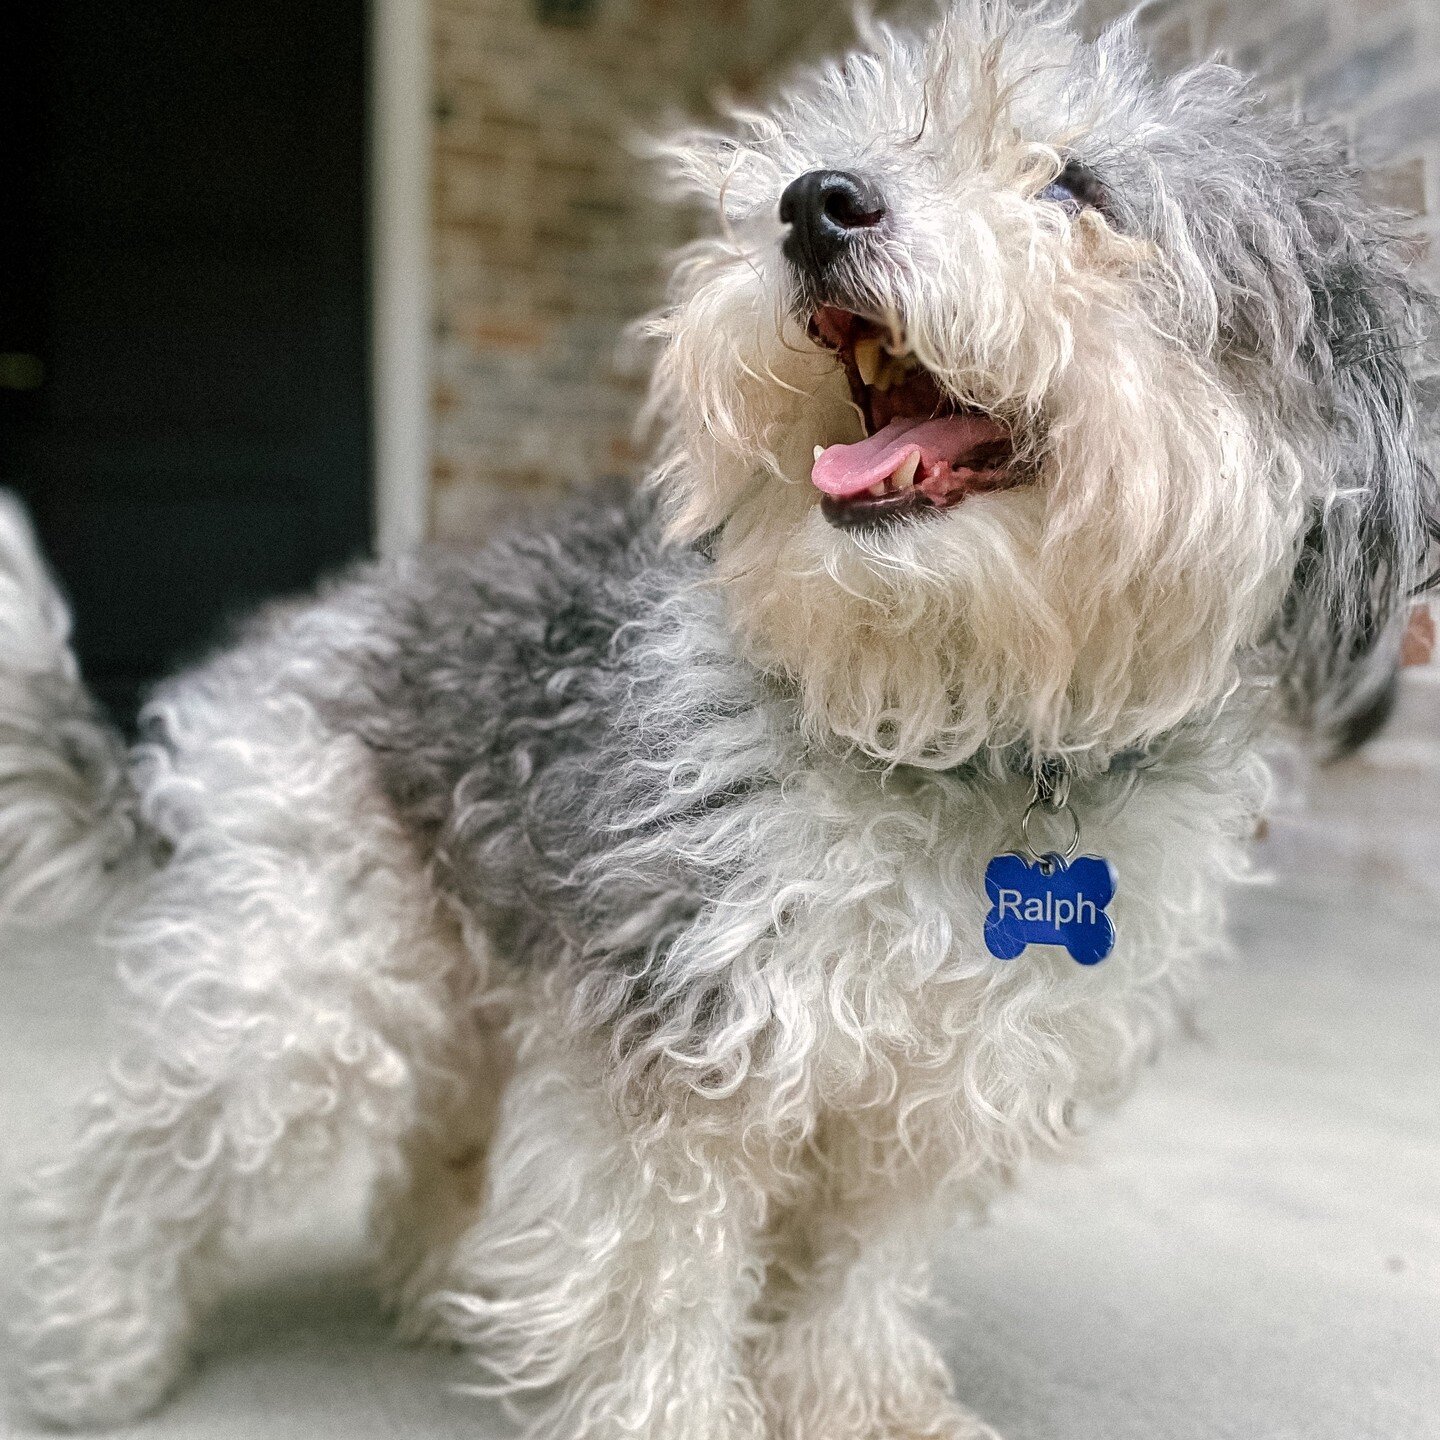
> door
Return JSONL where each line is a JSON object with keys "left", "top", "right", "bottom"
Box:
{"left": 0, "top": 1, "right": 372, "bottom": 722}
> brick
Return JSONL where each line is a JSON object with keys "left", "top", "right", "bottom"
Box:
{"left": 458, "top": 316, "right": 550, "bottom": 351}
{"left": 1195, "top": 4, "right": 1232, "bottom": 53}
{"left": 1305, "top": 28, "right": 1414, "bottom": 115}
{"left": 1363, "top": 155, "right": 1428, "bottom": 213}
{"left": 1236, "top": 13, "right": 1331, "bottom": 81}
{"left": 1362, "top": 87, "right": 1440, "bottom": 159}
{"left": 1151, "top": 17, "right": 1197, "bottom": 71}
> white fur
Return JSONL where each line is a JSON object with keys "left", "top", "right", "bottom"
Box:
{"left": 0, "top": 498, "right": 137, "bottom": 924}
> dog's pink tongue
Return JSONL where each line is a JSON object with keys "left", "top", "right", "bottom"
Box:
{"left": 811, "top": 414, "right": 1009, "bottom": 498}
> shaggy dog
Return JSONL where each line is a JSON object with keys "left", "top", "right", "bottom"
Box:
{"left": 4, "top": 3, "right": 1437, "bottom": 1436}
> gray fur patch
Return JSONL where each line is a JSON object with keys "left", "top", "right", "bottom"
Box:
{"left": 1048, "top": 51, "right": 1440, "bottom": 748}
{"left": 330, "top": 488, "right": 788, "bottom": 1012}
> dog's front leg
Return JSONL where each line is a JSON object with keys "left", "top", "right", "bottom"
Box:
{"left": 413, "top": 1034, "right": 770, "bottom": 1440}
{"left": 10, "top": 723, "right": 475, "bottom": 1430}
{"left": 753, "top": 1115, "right": 1002, "bottom": 1440}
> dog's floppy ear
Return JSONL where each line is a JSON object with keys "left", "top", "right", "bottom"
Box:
{"left": 1273, "top": 180, "right": 1440, "bottom": 756}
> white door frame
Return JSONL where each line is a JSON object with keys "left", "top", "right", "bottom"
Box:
{"left": 371, "top": 0, "right": 432, "bottom": 556}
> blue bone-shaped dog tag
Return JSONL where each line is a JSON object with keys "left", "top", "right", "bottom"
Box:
{"left": 983, "top": 852, "right": 1117, "bottom": 966}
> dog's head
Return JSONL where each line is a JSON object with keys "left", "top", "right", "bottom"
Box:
{"left": 643, "top": 0, "right": 1438, "bottom": 768}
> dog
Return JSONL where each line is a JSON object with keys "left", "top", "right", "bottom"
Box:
{"left": 4, "top": 3, "right": 1437, "bottom": 1437}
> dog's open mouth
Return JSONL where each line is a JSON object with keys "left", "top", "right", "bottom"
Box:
{"left": 808, "top": 306, "right": 1019, "bottom": 531}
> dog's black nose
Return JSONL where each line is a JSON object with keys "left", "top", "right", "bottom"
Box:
{"left": 779, "top": 170, "right": 887, "bottom": 276}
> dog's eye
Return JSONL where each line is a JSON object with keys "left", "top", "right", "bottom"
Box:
{"left": 1039, "top": 160, "right": 1104, "bottom": 215}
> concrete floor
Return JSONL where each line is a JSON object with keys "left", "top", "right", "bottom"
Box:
{"left": 1, "top": 886, "right": 1437, "bottom": 1440}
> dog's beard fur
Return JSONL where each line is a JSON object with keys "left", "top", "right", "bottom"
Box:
{"left": 641, "top": 1, "right": 1434, "bottom": 769}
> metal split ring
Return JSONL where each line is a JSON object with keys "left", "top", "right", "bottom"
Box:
{"left": 1021, "top": 796, "right": 1081, "bottom": 864}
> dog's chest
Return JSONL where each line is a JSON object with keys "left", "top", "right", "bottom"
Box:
{"left": 714, "top": 771, "right": 1022, "bottom": 1090}
{"left": 713, "top": 760, "right": 1225, "bottom": 1128}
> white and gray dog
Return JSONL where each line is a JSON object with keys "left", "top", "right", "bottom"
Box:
{"left": 4, "top": 3, "right": 1438, "bottom": 1437}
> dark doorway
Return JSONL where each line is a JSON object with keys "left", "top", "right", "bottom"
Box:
{"left": 0, "top": 2, "right": 372, "bottom": 723}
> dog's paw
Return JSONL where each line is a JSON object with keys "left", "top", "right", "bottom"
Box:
{"left": 888, "top": 1419, "right": 1005, "bottom": 1440}
{"left": 16, "top": 1341, "right": 188, "bottom": 1430}
{"left": 10, "top": 1286, "right": 192, "bottom": 1429}
{"left": 875, "top": 1395, "right": 1005, "bottom": 1440}
{"left": 763, "top": 1383, "right": 1002, "bottom": 1440}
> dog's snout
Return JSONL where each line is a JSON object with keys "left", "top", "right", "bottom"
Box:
{"left": 779, "top": 170, "right": 887, "bottom": 276}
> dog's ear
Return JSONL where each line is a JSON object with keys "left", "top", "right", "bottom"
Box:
{"left": 1270, "top": 175, "right": 1440, "bottom": 756}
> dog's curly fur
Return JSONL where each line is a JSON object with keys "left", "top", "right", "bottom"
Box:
{"left": 4, "top": 4, "right": 1438, "bottom": 1438}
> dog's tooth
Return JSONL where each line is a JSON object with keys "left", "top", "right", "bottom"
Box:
{"left": 869, "top": 481, "right": 888, "bottom": 497}
{"left": 854, "top": 337, "right": 883, "bottom": 387}
{"left": 891, "top": 452, "right": 921, "bottom": 489}
{"left": 813, "top": 445, "right": 825, "bottom": 462}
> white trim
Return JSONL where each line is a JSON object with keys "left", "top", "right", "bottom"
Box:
{"left": 371, "top": 0, "right": 433, "bottom": 556}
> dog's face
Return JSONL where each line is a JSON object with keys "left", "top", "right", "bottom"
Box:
{"left": 645, "top": 2, "right": 1437, "bottom": 768}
